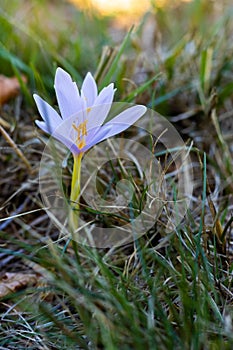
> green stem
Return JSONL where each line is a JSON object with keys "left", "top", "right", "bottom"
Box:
{"left": 69, "top": 153, "right": 83, "bottom": 232}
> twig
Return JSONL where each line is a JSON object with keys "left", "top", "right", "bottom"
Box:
{"left": 0, "top": 116, "right": 11, "bottom": 129}
{"left": 0, "top": 124, "right": 32, "bottom": 172}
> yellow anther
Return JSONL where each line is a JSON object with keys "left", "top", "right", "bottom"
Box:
{"left": 77, "top": 139, "right": 86, "bottom": 149}
{"left": 72, "top": 120, "right": 87, "bottom": 149}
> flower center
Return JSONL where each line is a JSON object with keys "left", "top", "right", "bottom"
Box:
{"left": 72, "top": 120, "right": 87, "bottom": 149}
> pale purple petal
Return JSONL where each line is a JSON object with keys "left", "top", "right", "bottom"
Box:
{"left": 33, "top": 94, "right": 62, "bottom": 133}
{"left": 81, "top": 125, "right": 113, "bottom": 152}
{"left": 36, "top": 119, "right": 80, "bottom": 154}
{"left": 93, "top": 105, "right": 146, "bottom": 142}
{"left": 100, "top": 123, "right": 130, "bottom": 140}
{"left": 35, "top": 120, "right": 51, "bottom": 134}
{"left": 52, "top": 132, "right": 80, "bottom": 155}
{"left": 81, "top": 72, "right": 98, "bottom": 107}
{"left": 54, "top": 68, "right": 84, "bottom": 120}
{"left": 94, "top": 83, "right": 115, "bottom": 105}
{"left": 86, "top": 103, "right": 112, "bottom": 130}
{"left": 107, "top": 105, "right": 146, "bottom": 127}
{"left": 34, "top": 67, "right": 147, "bottom": 158}
{"left": 85, "top": 84, "right": 115, "bottom": 129}
{"left": 56, "top": 110, "right": 88, "bottom": 140}
{"left": 52, "top": 126, "right": 112, "bottom": 155}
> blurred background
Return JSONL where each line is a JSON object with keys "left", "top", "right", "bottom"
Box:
{"left": 1, "top": 0, "right": 233, "bottom": 113}
{"left": 1, "top": 0, "right": 232, "bottom": 92}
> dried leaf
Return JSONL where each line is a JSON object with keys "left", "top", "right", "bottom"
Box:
{"left": 0, "top": 75, "right": 27, "bottom": 106}
{"left": 0, "top": 272, "right": 37, "bottom": 298}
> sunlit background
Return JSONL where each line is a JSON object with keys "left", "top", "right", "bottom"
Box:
{"left": 69, "top": 0, "right": 192, "bottom": 21}
{"left": 69, "top": 0, "right": 192, "bottom": 13}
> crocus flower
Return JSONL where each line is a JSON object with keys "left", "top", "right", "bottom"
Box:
{"left": 34, "top": 67, "right": 146, "bottom": 231}
{"left": 33, "top": 67, "right": 146, "bottom": 155}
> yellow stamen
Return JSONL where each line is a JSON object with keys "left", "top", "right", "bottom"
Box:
{"left": 77, "top": 139, "right": 86, "bottom": 149}
{"left": 72, "top": 120, "right": 87, "bottom": 149}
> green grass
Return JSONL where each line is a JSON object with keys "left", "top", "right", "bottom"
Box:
{"left": 0, "top": 0, "right": 233, "bottom": 349}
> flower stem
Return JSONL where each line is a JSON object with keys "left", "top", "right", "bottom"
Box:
{"left": 69, "top": 153, "right": 83, "bottom": 232}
